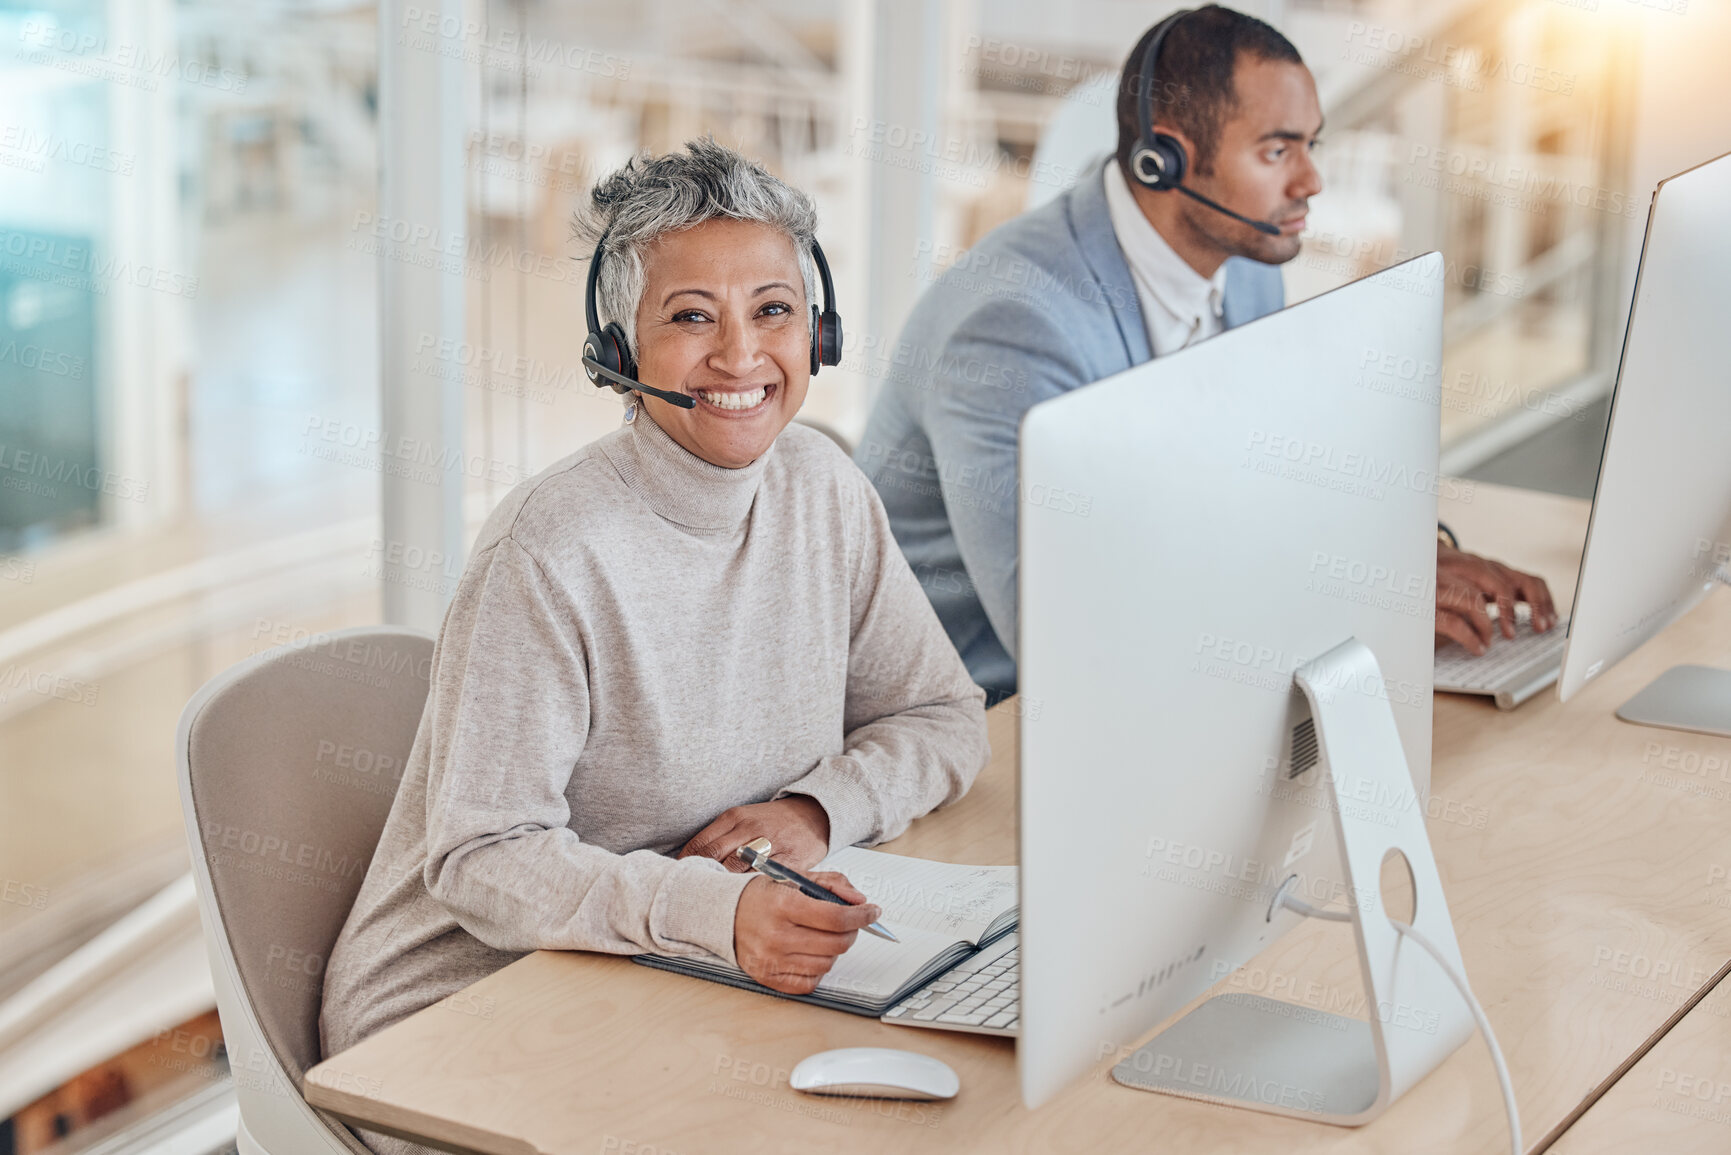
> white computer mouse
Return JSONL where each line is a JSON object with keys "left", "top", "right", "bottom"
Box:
{"left": 788, "top": 1047, "right": 959, "bottom": 1101}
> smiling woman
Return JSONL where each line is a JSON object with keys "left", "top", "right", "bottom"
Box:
{"left": 315, "top": 140, "right": 989, "bottom": 1155}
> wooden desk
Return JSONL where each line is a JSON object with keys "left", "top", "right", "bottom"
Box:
{"left": 306, "top": 482, "right": 1731, "bottom": 1154}
{"left": 1547, "top": 966, "right": 1731, "bottom": 1153}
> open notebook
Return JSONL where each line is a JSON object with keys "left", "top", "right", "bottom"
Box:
{"left": 632, "top": 847, "right": 1018, "bottom": 1017}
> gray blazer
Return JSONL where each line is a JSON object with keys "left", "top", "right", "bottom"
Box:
{"left": 855, "top": 159, "right": 1286, "bottom": 697}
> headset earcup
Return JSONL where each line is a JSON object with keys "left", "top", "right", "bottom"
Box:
{"left": 598, "top": 322, "right": 636, "bottom": 393}
{"left": 808, "top": 310, "right": 843, "bottom": 376}
{"left": 583, "top": 332, "right": 611, "bottom": 388}
{"left": 602, "top": 323, "right": 634, "bottom": 382}
{"left": 809, "top": 306, "right": 821, "bottom": 376}
{"left": 819, "top": 311, "right": 842, "bottom": 369}
{"left": 1154, "top": 133, "right": 1187, "bottom": 189}
{"left": 584, "top": 329, "right": 617, "bottom": 376}
{"left": 1131, "top": 132, "right": 1188, "bottom": 192}
{"left": 584, "top": 324, "right": 632, "bottom": 395}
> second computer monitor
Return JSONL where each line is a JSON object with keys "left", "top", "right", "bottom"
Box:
{"left": 1018, "top": 254, "right": 1446, "bottom": 1109}
{"left": 1557, "top": 150, "right": 1731, "bottom": 736}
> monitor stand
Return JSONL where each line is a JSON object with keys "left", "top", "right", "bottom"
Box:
{"left": 1616, "top": 665, "right": 1731, "bottom": 738}
{"left": 1112, "top": 638, "right": 1476, "bottom": 1125}
{"left": 1615, "top": 568, "right": 1731, "bottom": 737}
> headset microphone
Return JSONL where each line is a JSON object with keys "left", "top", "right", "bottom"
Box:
{"left": 1128, "top": 9, "right": 1285, "bottom": 240}
{"left": 1174, "top": 184, "right": 1282, "bottom": 237}
{"left": 580, "top": 352, "right": 697, "bottom": 409}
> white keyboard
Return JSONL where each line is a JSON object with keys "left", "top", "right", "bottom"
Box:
{"left": 881, "top": 932, "right": 1019, "bottom": 1036}
{"left": 1434, "top": 609, "right": 1569, "bottom": 710}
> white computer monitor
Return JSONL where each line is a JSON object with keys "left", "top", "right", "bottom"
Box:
{"left": 1556, "top": 151, "right": 1731, "bottom": 736}
{"left": 1017, "top": 253, "right": 1470, "bottom": 1114}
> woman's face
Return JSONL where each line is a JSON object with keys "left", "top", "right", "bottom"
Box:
{"left": 633, "top": 218, "right": 812, "bottom": 469}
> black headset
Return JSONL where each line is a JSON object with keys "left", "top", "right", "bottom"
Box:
{"left": 1127, "top": 9, "right": 1281, "bottom": 237}
{"left": 582, "top": 230, "right": 844, "bottom": 411}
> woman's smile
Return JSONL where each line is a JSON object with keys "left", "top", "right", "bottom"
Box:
{"left": 692, "top": 382, "right": 777, "bottom": 415}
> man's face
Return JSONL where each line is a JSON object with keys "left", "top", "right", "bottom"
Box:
{"left": 1177, "top": 55, "right": 1323, "bottom": 265}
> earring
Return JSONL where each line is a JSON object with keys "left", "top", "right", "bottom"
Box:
{"left": 623, "top": 399, "right": 637, "bottom": 424}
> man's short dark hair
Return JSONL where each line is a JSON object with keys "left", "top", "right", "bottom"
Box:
{"left": 1115, "top": 5, "right": 1303, "bottom": 179}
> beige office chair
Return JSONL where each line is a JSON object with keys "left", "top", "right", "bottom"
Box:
{"left": 793, "top": 415, "right": 854, "bottom": 458}
{"left": 176, "top": 627, "right": 434, "bottom": 1155}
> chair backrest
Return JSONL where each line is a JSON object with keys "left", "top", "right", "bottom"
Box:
{"left": 178, "top": 627, "right": 433, "bottom": 1085}
{"left": 793, "top": 415, "right": 854, "bottom": 458}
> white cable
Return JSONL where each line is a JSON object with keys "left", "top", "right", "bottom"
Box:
{"left": 1274, "top": 890, "right": 1352, "bottom": 922}
{"left": 1273, "top": 888, "right": 1520, "bottom": 1155}
{"left": 1389, "top": 917, "right": 1521, "bottom": 1155}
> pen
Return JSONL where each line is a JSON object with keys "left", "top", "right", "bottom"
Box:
{"left": 735, "top": 837, "right": 899, "bottom": 943}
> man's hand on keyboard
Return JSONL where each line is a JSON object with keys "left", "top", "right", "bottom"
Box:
{"left": 1435, "top": 544, "right": 1557, "bottom": 655}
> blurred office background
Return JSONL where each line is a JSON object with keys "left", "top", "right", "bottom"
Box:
{"left": 0, "top": 0, "right": 1724, "bottom": 1149}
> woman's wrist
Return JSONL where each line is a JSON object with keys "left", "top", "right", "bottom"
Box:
{"left": 777, "top": 793, "right": 832, "bottom": 849}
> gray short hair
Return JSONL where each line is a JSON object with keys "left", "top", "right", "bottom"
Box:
{"left": 572, "top": 138, "right": 820, "bottom": 363}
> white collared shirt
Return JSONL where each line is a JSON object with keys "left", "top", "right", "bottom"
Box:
{"left": 1102, "top": 161, "right": 1230, "bottom": 357}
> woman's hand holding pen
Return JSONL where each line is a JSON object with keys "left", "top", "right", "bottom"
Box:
{"left": 734, "top": 871, "right": 882, "bottom": 994}
{"left": 685, "top": 797, "right": 881, "bottom": 991}
{"left": 676, "top": 796, "right": 831, "bottom": 872}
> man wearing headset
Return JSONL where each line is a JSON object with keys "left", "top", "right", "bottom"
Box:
{"left": 855, "top": 3, "right": 1555, "bottom": 704}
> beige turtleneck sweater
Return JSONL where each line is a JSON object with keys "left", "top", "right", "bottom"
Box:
{"left": 318, "top": 409, "right": 989, "bottom": 1123}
